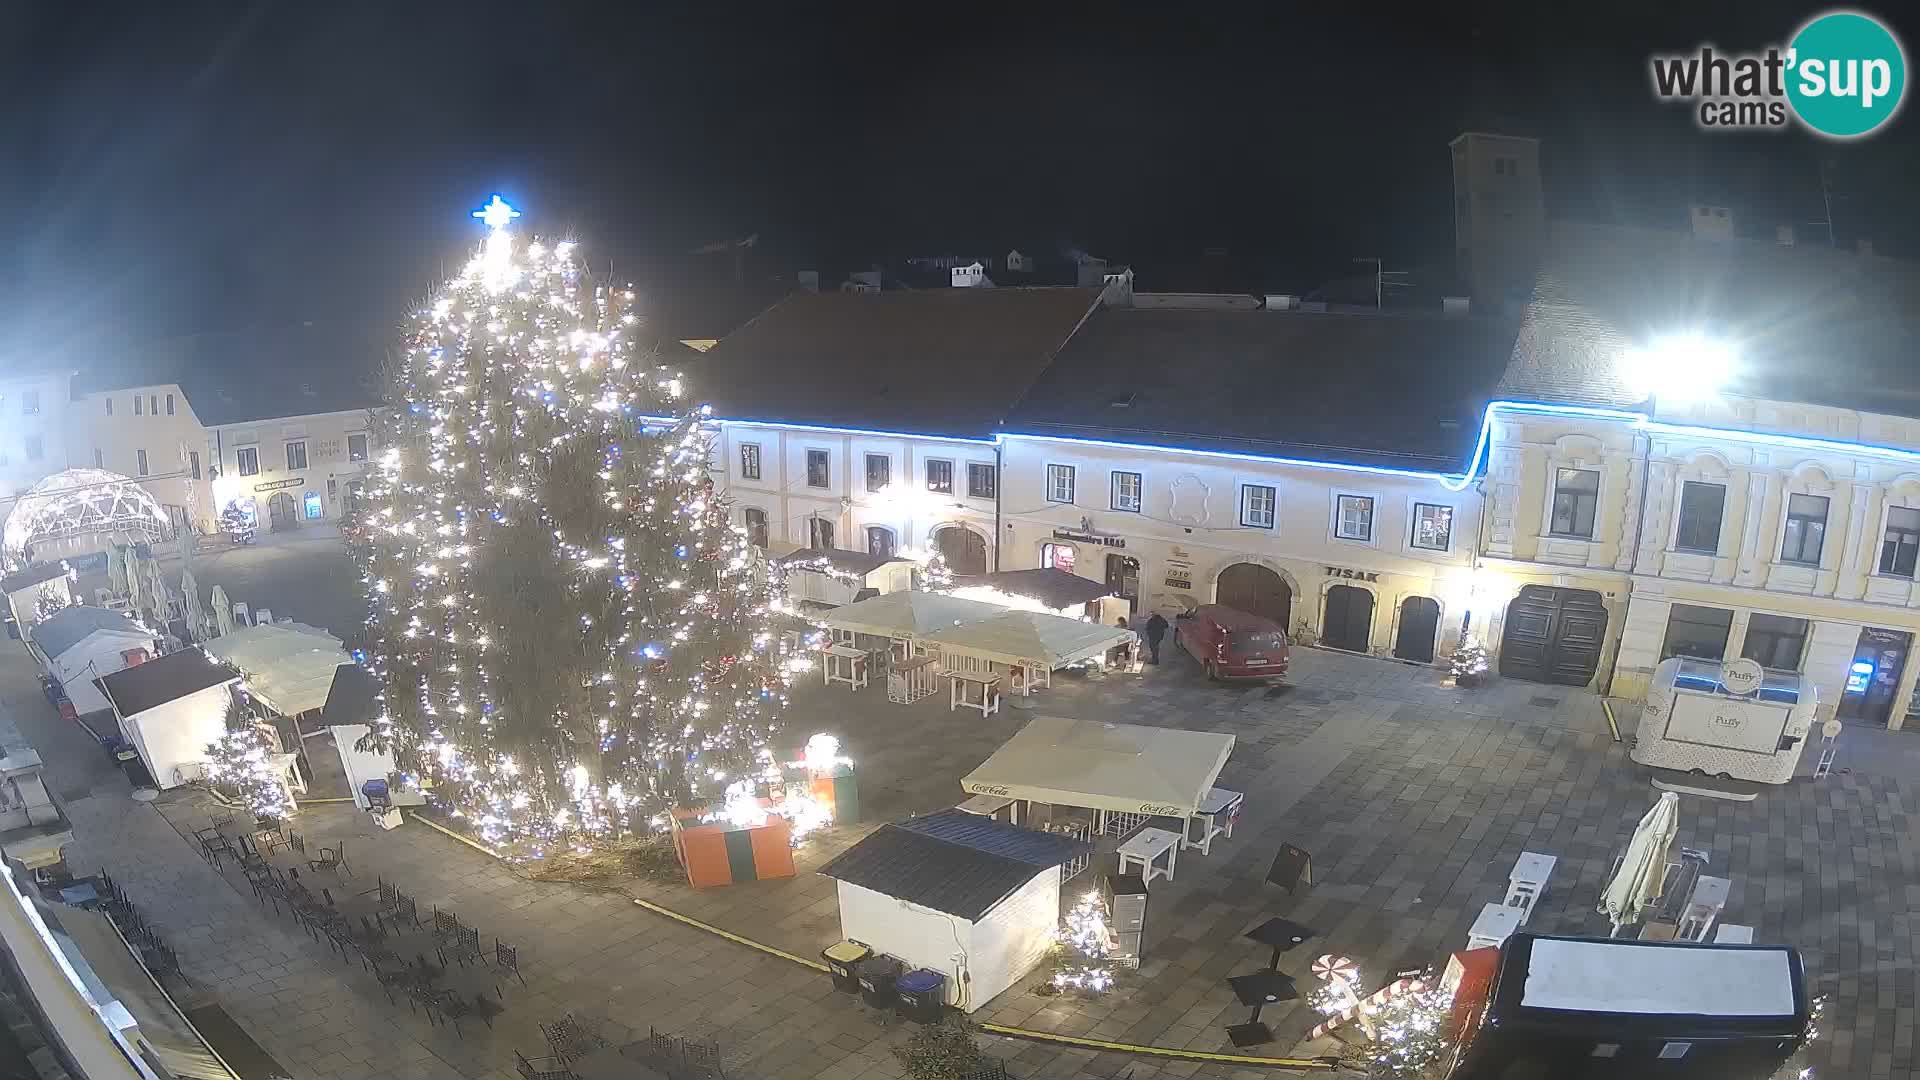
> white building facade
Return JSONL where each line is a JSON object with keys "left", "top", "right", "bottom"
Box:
{"left": 0, "top": 370, "right": 76, "bottom": 499}
{"left": 70, "top": 381, "right": 216, "bottom": 534}
{"left": 206, "top": 408, "right": 376, "bottom": 531}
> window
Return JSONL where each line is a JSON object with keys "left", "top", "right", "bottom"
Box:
{"left": 1110, "top": 471, "right": 1142, "bottom": 512}
{"left": 135, "top": 449, "right": 149, "bottom": 476}
{"left": 805, "top": 449, "right": 830, "bottom": 489}
{"left": 189, "top": 450, "right": 201, "bottom": 479}
{"left": 1880, "top": 507, "right": 1920, "bottom": 577}
{"left": 149, "top": 394, "right": 157, "bottom": 415}
{"left": 866, "top": 526, "right": 896, "bottom": 558}
{"left": 967, "top": 462, "right": 996, "bottom": 499}
{"left": 347, "top": 433, "right": 368, "bottom": 462}
{"left": 1335, "top": 494, "right": 1374, "bottom": 541}
{"left": 926, "top": 459, "right": 953, "bottom": 494}
{"left": 1743, "top": 614, "right": 1810, "bottom": 671}
{"left": 739, "top": 443, "right": 762, "bottom": 481}
{"left": 1040, "top": 542, "right": 1076, "bottom": 572}
{"left": 236, "top": 447, "right": 260, "bottom": 476}
{"left": 165, "top": 393, "right": 175, "bottom": 415}
{"left": 303, "top": 492, "right": 324, "bottom": 519}
{"left": 1241, "top": 484, "right": 1276, "bottom": 529}
{"left": 1674, "top": 482, "right": 1726, "bottom": 554}
{"left": 807, "top": 516, "right": 835, "bottom": 550}
{"left": 24, "top": 435, "right": 41, "bottom": 461}
{"left": 1411, "top": 503, "right": 1453, "bottom": 551}
{"left": 286, "top": 440, "right": 308, "bottom": 471}
{"left": 134, "top": 395, "right": 144, "bottom": 416}
{"left": 865, "top": 453, "right": 891, "bottom": 493}
{"left": 21, "top": 389, "right": 38, "bottom": 416}
{"left": 104, "top": 397, "right": 113, "bottom": 416}
{"left": 1549, "top": 468, "right": 1600, "bottom": 538}
{"left": 1660, "top": 604, "right": 1732, "bottom": 661}
{"left": 93, "top": 448, "right": 104, "bottom": 468}
{"left": 1780, "top": 493, "right": 1829, "bottom": 565}
{"left": 1046, "top": 464, "right": 1075, "bottom": 504}
{"left": 327, "top": 478, "right": 338, "bottom": 498}
{"left": 743, "top": 508, "right": 768, "bottom": 547}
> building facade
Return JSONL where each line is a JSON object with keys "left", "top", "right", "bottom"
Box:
{"left": 0, "top": 370, "right": 75, "bottom": 499}
{"left": 70, "top": 381, "right": 216, "bottom": 534}
{"left": 205, "top": 408, "right": 375, "bottom": 531}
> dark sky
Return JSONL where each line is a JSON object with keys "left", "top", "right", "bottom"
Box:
{"left": 0, "top": 1, "right": 1913, "bottom": 380}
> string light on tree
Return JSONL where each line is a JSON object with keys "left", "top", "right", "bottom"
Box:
{"left": 1050, "top": 891, "right": 1115, "bottom": 993}
{"left": 202, "top": 690, "right": 292, "bottom": 820}
{"left": 354, "top": 194, "right": 794, "bottom": 851}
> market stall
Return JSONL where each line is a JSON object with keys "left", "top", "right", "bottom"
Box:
{"left": 30, "top": 606, "right": 155, "bottom": 716}
{"left": 1, "top": 561, "right": 73, "bottom": 637}
{"left": 319, "top": 662, "right": 424, "bottom": 816}
{"left": 771, "top": 546, "right": 915, "bottom": 611}
{"left": 951, "top": 567, "right": 1127, "bottom": 623}
{"left": 96, "top": 649, "right": 244, "bottom": 790}
{"left": 921, "top": 609, "right": 1137, "bottom": 694}
{"left": 818, "top": 810, "right": 1091, "bottom": 1012}
{"left": 1633, "top": 657, "right": 1817, "bottom": 784}
{"left": 202, "top": 623, "right": 351, "bottom": 720}
{"left": 960, "top": 716, "right": 1235, "bottom": 838}
{"left": 819, "top": 590, "right": 1005, "bottom": 661}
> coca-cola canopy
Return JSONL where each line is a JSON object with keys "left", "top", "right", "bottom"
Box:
{"left": 959, "top": 715, "right": 1233, "bottom": 818}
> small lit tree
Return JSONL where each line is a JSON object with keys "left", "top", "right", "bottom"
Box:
{"left": 202, "top": 692, "right": 292, "bottom": 820}
{"left": 1048, "top": 891, "right": 1116, "bottom": 994}
{"left": 1449, "top": 638, "right": 1490, "bottom": 687}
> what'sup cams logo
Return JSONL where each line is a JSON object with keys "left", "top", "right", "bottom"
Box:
{"left": 1651, "top": 10, "right": 1906, "bottom": 138}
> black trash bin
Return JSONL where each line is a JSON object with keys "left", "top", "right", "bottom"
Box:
{"left": 895, "top": 969, "right": 948, "bottom": 1024}
{"left": 822, "top": 940, "right": 871, "bottom": 994}
{"left": 854, "top": 954, "right": 903, "bottom": 1009}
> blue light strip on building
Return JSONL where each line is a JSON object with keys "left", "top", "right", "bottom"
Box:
{"left": 673, "top": 415, "right": 1000, "bottom": 446}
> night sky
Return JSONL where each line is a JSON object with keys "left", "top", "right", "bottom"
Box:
{"left": 0, "top": 1, "right": 1913, "bottom": 382}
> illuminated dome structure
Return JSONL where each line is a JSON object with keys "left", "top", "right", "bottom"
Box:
{"left": 2, "top": 469, "right": 170, "bottom": 561}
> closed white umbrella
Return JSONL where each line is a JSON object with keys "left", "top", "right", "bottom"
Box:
{"left": 124, "top": 553, "right": 144, "bottom": 612}
{"left": 1599, "top": 791, "right": 1680, "bottom": 936}
{"left": 180, "top": 568, "right": 205, "bottom": 642}
{"left": 107, "top": 545, "right": 128, "bottom": 597}
{"left": 144, "top": 558, "right": 171, "bottom": 624}
{"left": 211, "top": 584, "right": 235, "bottom": 637}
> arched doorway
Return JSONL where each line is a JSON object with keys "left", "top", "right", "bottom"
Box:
{"left": 1105, "top": 554, "right": 1140, "bottom": 611}
{"left": 1216, "top": 562, "right": 1291, "bottom": 627}
{"left": 935, "top": 526, "right": 988, "bottom": 575}
{"left": 1322, "top": 585, "right": 1374, "bottom": 652}
{"left": 1394, "top": 597, "right": 1441, "bottom": 663}
{"left": 267, "top": 492, "right": 299, "bottom": 532}
{"left": 1498, "top": 585, "right": 1607, "bottom": 686}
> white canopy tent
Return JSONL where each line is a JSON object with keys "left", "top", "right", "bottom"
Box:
{"left": 820, "top": 591, "right": 1006, "bottom": 653}
{"left": 961, "top": 715, "right": 1234, "bottom": 819}
{"left": 202, "top": 623, "right": 351, "bottom": 718}
{"left": 922, "top": 609, "right": 1137, "bottom": 693}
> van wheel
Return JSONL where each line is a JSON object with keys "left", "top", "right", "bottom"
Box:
{"left": 1688, "top": 768, "right": 1708, "bottom": 777}
{"left": 1716, "top": 772, "right": 1734, "bottom": 781}
{"left": 1205, "top": 661, "right": 1220, "bottom": 682}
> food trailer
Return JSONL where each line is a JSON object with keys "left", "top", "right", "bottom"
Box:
{"left": 1632, "top": 657, "right": 1816, "bottom": 784}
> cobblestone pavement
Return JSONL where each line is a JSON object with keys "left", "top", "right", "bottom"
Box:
{"left": 7, "top": 632, "right": 1916, "bottom": 1078}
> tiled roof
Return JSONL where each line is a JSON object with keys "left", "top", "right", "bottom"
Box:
{"left": 693, "top": 288, "right": 1102, "bottom": 440}
{"left": 1005, "top": 306, "right": 1520, "bottom": 473}
{"left": 97, "top": 649, "right": 240, "bottom": 717}
{"left": 818, "top": 810, "right": 1090, "bottom": 921}
{"left": 31, "top": 606, "right": 147, "bottom": 660}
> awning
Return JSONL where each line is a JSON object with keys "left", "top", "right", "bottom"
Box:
{"left": 922, "top": 610, "right": 1134, "bottom": 670}
{"left": 960, "top": 715, "right": 1234, "bottom": 817}
{"left": 202, "top": 624, "right": 351, "bottom": 717}
{"left": 953, "top": 568, "right": 1112, "bottom": 611}
{"left": 820, "top": 590, "right": 1006, "bottom": 640}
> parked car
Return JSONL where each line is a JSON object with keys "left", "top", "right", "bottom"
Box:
{"left": 1175, "top": 604, "right": 1291, "bottom": 681}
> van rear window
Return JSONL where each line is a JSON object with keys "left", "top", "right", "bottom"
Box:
{"left": 1228, "top": 631, "right": 1285, "bottom": 653}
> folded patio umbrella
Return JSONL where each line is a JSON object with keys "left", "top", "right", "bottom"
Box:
{"left": 180, "top": 568, "right": 205, "bottom": 642}
{"left": 211, "top": 584, "right": 235, "bottom": 638}
{"left": 1599, "top": 791, "right": 1679, "bottom": 936}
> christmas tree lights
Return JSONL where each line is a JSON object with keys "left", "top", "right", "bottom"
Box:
{"left": 1050, "top": 891, "right": 1115, "bottom": 993}
{"left": 202, "top": 692, "right": 292, "bottom": 820}
{"left": 355, "top": 196, "right": 792, "bottom": 851}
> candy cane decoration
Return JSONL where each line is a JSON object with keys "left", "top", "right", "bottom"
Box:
{"left": 1307, "top": 975, "right": 1429, "bottom": 1041}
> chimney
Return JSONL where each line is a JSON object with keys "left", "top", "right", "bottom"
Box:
{"left": 1100, "top": 268, "right": 1135, "bottom": 307}
{"left": 1264, "top": 294, "right": 1297, "bottom": 311}
{"left": 1442, "top": 296, "right": 1471, "bottom": 315}
{"left": 1776, "top": 225, "right": 1795, "bottom": 247}
{"left": 1689, "top": 205, "right": 1734, "bottom": 241}
{"left": 797, "top": 270, "right": 819, "bottom": 292}
{"left": 1858, "top": 237, "right": 1876, "bottom": 257}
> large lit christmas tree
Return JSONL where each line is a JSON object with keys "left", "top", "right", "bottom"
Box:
{"left": 356, "top": 196, "right": 793, "bottom": 850}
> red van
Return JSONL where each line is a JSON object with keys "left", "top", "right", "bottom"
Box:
{"left": 1175, "top": 605, "right": 1291, "bottom": 681}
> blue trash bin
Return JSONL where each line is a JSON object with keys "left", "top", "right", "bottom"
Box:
{"left": 895, "top": 969, "right": 947, "bottom": 1023}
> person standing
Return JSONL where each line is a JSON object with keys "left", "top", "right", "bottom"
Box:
{"left": 1144, "top": 611, "right": 1169, "bottom": 664}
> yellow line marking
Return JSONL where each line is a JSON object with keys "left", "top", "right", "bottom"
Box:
{"left": 406, "top": 810, "right": 1328, "bottom": 1068}
{"left": 1602, "top": 698, "right": 1622, "bottom": 742}
{"left": 301, "top": 797, "right": 357, "bottom": 804}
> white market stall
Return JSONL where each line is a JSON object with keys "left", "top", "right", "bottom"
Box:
{"left": 1633, "top": 657, "right": 1818, "bottom": 784}
{"left": 0, "top": 561, "right": 73, "bottom": 636}
{"left": 961, "top": 715, "right": 1236, "bottom": 841}
{"left": 820, "top": 590, "right": 1006, "bottom": 659}
{"left": 772, "top": 546, "right": 916, "bottom": 610}
{"left": 30, "top": 606, "right": 155, "bottom": 716}
{"left": 818, "top": 810, "right": 1091, "bottom": 1013}
{"left": 922, "top": 609, "right": 1137, "bottom": 696}
{"left": 202, "top": 623, "right": 351, "bottom": 720}
{"left": 950, "top": 567, "right": 1128, "bottom": 624}
{"left": 319, "top": 662, "right": 422, "bottom": 815}
{"left": 96, "top": 649, "right": 245, "bottom": 790}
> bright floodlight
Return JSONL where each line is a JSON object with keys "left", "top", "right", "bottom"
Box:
{"left": 1620, "top": 334, "right": 1736, "bottom": 402}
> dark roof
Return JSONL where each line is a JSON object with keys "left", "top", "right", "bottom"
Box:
{"left": 1005, "top": 307, "right": 1520, "bottom": 472}
{"left": 321, "top": 663, "right": 382, "bottom": 727}
{"left": 695, "top": 288, "right": 1101, "bottom": 439}
{"left": 31, "top": 606, "right": 147, "bottom": 660}
{"left": 960, "top": 568, "right": 1112, "bottom": 609}
{"left": 88, "top": 323, "right": 387, "bottom": 427}
{"left": 773, "top": 548, "right": 904, "bottom": 578}
{"left": 818, "top": 810, "right": 1091, "bottom": 921}
{"left": 1, "top": 562, "right": 71, "bottom": 593}
{"left": 97, "top": 649, "right": 240, "bottom": 717}
{"left": 1502, "top": 222, "right": 1920, "bottom": 416}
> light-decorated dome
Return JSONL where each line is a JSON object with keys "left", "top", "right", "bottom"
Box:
{"left": 2, "top": 468, "right": 170, "bottom": 556}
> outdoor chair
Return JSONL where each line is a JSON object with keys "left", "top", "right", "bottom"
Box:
{"left": 543, "top": 1014, "right": 607, "bottom": 1063}
{"left": 307, "top": 840, "right": 351, "bottom": 877}
{"left": 388, "top": 894, "right": 423, "bottom": 932}
{"left": 210, "top": 810, "right": 236, "bottom": 831}
{"left": 262, "top": 829, "right": 297, "bottom": 857}
{"left": 436, "top": 991, "right": 486, "bottom": 1036}
{"left": 200, "top": 834, "right": 236, "bottom": 868}
{"left": 432, "top": 906, "right": 460, "bottom": 945}
{"left": 445, "top": 924, "right": 484, "bottom": 968}
{"left": 514, "top": 1051, "right": 578, "bottom": 1080}
{"left": 493, "top": 938, "right": 526, "bottom": 988}
{"left": 405, "top": 983, "right": 445, "bottom": 1026}
{"left": 373, "top": 878, "right": 401, "bottom": 921}
{"left": 286, "top": 832, "right": 307, "bottom": 859}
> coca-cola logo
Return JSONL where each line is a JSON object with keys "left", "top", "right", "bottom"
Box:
{"left": 966, "top": 783, "right": 1011, "bottom": 797}
{"left": 1138, "top": 803, "right": 1183, "bottom": 816}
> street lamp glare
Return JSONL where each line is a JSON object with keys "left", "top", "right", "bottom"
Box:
{"left": 1620, "top": 334, "right": 1736, "bottom": 403}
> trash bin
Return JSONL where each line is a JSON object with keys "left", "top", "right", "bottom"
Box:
{"left": 895, "top": 969, "right": 947, "bottom": 1023}
{"left": 821, "top": 940, "right": 871, "bottom": 994}
{"left": 361, "top": 779, "right": 391, "bottom": 809}
{"left": 854, "top": 954, "right": 903, "bottom": 1009}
